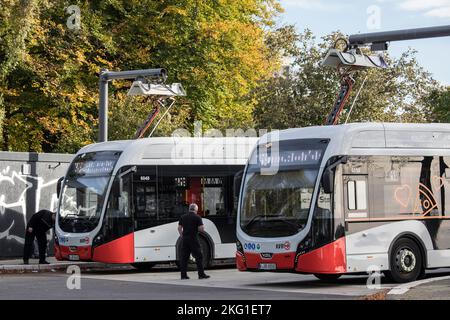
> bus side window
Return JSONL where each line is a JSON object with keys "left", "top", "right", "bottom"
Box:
{"left": 347, "top": 181, "right": 356, "bottom": 210}
{"left": 347, "top": 180, "right": 367, "bottom": 211}
{"left": 345, "top": 177, "right": 368, "bottom": 218}
{"left": 313, "top": 186, "right": 333, "bottom": 248}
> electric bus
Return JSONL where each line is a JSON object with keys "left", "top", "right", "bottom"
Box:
{"left": 236, "top": 123, "right": 450, "bottom": 283}
{"left": 55, "top": 137, "right": 257, "bottom": 270}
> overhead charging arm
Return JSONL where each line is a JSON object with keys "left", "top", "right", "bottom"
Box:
{"left": 324, "top": 75, "right": 355, "bottom": 125}
{"left": 98, "top": 68, "right": 167, "bottom": 142}
{"left": 348, "top": 25, "right": 450, "bottom": 51}
{"left": 322, "top": 24, "right": 450, "bottom": 126}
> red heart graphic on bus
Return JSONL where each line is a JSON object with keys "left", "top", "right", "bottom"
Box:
{"left": 394, "top": 185, "right": 412, "bottom": 208}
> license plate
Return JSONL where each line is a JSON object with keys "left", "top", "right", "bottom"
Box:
{"left": 68, "top": 254, "right": 80, "bottom": 261}
{"left": 259, "top": 263, "right": 276, "bottom": 270}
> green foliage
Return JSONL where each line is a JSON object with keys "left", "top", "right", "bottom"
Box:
{"left": 0, "top": 0, "right": 283, "bottom": 152}
{"left": 425, "top": 87, "right": 450, "bottom": 123}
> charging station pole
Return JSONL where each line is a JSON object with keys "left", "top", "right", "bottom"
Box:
{"left": 98, "top": 68, "right": 167, "bottom": 142}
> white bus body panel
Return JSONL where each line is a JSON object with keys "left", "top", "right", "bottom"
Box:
{"left": 345, "top": 221, "right": 434, "bottom": 272}
{"left": 134, "top": 219, "right": 226, "bottom": 263}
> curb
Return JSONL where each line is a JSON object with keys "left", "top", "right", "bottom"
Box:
{"left": 0, "top": 262, "right": 108, "bottom": 274}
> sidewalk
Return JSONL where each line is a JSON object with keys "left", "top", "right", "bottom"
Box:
{"left": 387, "top": 277, "right": 450, "bottom": 300}
{"left": 0, "top": 257, "right": 113, "bottom": 274}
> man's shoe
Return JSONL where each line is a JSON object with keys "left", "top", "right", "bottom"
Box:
{"left": 199, "top": 274, "right": 210, "bottom": 279}
{"left": 181, "top": 276, "right": 190, "bottom": 280}
{"left": 39, "top": 260, "right": 50, "bottom": 265}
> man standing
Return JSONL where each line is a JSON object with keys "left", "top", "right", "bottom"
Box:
{"left": 23, "top": 209, "right": 56, "bottom": 265}
{"left": 178, "top": 203, "right": 210, "bottom": 280}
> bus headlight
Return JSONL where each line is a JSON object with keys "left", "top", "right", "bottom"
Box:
{"left": 236, "top": 240, "right": 244, "bottom": 254}
{"left": 295, "top": 235, "right": 312, "bottom": 264}
{"left": 93, "top": 234, "right": 103, "bottom": 246}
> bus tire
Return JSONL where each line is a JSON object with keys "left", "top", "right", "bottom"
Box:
{"left": 176, "top": 237, "right": 212, "bottom": 271}
{"left": 198, "top": 236, "right": 212, "bottom": 269}
{"left": 131, "top": 262, "right": 156, "bottom": 271}
{"left": 386, "top": 238, "right": 423, "bottom": 283}
{"left": 314, "top": 273, "right": 342, "bottom": 282}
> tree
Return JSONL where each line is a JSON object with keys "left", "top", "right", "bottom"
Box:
{"left": 0, "top": 0, "right": 284, "bottom": 153}
{"left": 252, "top": 30, "right": 440, "bottom": 131}
{"left": 425, "top": 88, "right": 450, "bottom": 123}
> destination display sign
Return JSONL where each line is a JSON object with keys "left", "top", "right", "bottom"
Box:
{"left": 70, "top": 151, "right": 121, "bottom": 176}
{"left": 73, "top": 159, "right": 116, "bottom": 175}
{"left": 257, "top": 149, "right": 324, "bottom": 167}
{"left": 247, "top": 139, "right": 329, "bottom": 172}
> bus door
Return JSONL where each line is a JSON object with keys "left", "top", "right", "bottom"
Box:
{"left": 132, "top": 167, "right": 158, "bottom": 231}
{"left": 201, "top": 175, "right": 237, "bottom": 243}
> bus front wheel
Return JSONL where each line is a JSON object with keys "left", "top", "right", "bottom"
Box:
{"left": 314, "top": 273, "right": 342, "bottom": 282}
{"left": 385, "top": 238, "right": 423, "bottom": 283}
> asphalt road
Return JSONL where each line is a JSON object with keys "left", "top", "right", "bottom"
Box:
{"left": 1, "top": 266, "right": 450, "bottom": 300}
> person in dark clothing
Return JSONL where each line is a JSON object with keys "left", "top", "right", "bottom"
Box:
{"left": 23, "top": 209, "right": 56, "bottom": 264}
{"left": 178, "top": 203, "right": 210, "bottom": 280}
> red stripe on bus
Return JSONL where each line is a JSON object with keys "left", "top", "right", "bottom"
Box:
{"left": 295, "top": 237, "right": 346, "bottom": 274}
{"left": 93, "top": 233, "right": 135, "bottom": 263}
{"left": 236, "top": 252, "right": 247, "bottom": 271}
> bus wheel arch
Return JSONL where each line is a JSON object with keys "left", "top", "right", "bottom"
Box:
{"left": 386, "top": 234, "right": 425, "bottom": 283}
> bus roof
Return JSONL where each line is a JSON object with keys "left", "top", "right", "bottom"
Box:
{"left": 77, "top": 137, "right": 259, "bottom": 167}
{"left": 260, "top": 123, "right": 450, "bottom": 157}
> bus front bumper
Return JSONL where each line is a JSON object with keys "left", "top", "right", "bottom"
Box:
{"left": 55, "top": 244, "right": 93, "bottom": 261}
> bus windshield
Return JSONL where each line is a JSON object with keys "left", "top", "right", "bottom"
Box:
{"left": 58, "top": 151, "right": 121, "bottom": 233}
{"left": 240, "top": 139, "right": 328, "bottom": 238}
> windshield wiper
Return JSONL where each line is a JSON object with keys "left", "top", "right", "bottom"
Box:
{"left": 244, "top": 214, "right": 280, "bottom": 229}
{"left": 61, "top": 213, "right": 80, "bottom": 222}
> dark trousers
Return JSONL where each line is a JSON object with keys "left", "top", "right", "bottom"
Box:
{"left": 180, "top": 237, "right": 205, "bottom": 277}
{"left": 23, "top": 230, "right": 47, "bottom": 263}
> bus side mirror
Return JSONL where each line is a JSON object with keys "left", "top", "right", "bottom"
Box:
{"left": 322, "top": 168, "right": 334, "bottom": 194}
{"left": 234, "top": 170, "right": 244, "bottom": 198}
{"left": 56, "top": 177, "right": 64, "bottom": 198}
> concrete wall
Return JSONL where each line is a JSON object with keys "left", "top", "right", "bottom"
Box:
{"left": 0, "top": 152, "right": 74, "bottom": 259}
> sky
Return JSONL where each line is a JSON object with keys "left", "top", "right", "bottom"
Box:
{"left": 277, "top": 0, "right": 450, "bottom": 85}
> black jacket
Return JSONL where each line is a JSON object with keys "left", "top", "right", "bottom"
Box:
{"left": 27, "top": 210, "right": 54, "bottom": 234}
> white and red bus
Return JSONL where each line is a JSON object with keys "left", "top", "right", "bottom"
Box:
{"left": 55, "top": 137, "right": 257, "bottom": 270}
{"left": 237, "top": 123, "right": 450, "bottom": 282}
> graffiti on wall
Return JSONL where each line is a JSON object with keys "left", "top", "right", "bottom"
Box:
{"left": 0, "top": 163, "right": 65, "bottom": 257}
